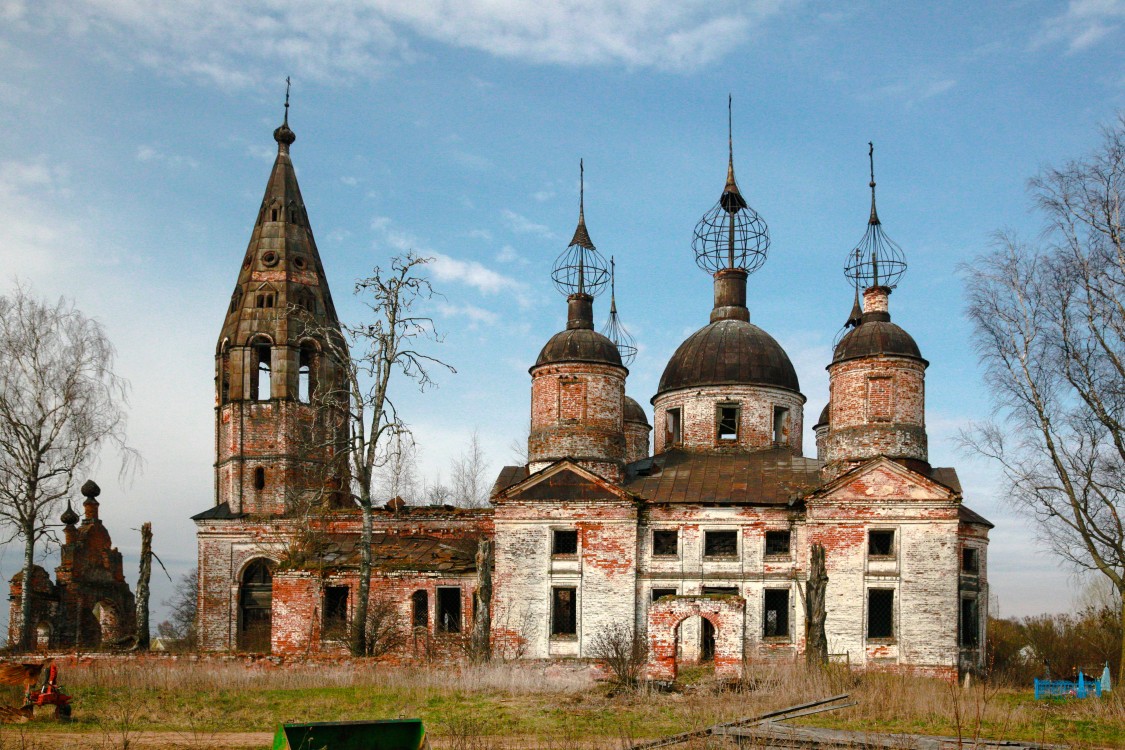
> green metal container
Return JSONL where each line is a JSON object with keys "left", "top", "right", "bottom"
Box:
{"left": 271, "top": 719, "right": 429, "bottom": 750}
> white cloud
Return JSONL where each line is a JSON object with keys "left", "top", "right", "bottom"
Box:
{"left": 23, "top": 1, "right": 787, "bottom": 88}
{"left": 135, "top": 144, "right": 199, "bottom": 169}
{"left": 436, "top": 301, "right": 499, "bottom": 328}
{"left": 430, "top": 252, "right": 524, "bottom": 297}
{"left": 501, "top": 208, "right": 554, "bottom": 238}
{"left": 1033, "top": 0, "right": 1125, "bottom": 53}
{"left": 495, "top": 245, "right": 523, "bottom": 264}
{"left": 871, "top": 74, "right": 957, "bottom": 107}
{"left": 532, "top": 190, "right": 555, "bottom": 203}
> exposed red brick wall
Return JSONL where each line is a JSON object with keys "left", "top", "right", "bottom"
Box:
{"left": 529, "top": 363, "right": 626, "bottom": 482}
{"left": 652, "top": 385, "right": 805, "bottom": 455}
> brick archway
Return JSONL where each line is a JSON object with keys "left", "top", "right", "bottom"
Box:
{"left": 647, "top": 596, "right": 745, "bottom": 682}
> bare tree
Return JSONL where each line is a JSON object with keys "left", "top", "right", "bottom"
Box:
{"left": 451, "top": 429, "right": 490, "bottom": 508}
{"left": 422, "top": 475, "right": 453, "bottom": 505}
{"left": 156, "top": 567, "right": 198, "bottom": 651}
{"left": 309, "top": 252, "right": 453, "bottom": 655}
{"left": 962, "top": 114, "right": 1125, "bottom": 675}
{"left": 588, "top": 620, "right": 648, "bottom": 687}
{"left": 374, "top": 430, "right": 420, "bottom": 505}
{"left": 0, "top": 287, "right": 137, "bottom": 651}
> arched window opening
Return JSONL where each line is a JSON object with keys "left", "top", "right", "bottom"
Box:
{"left": 239, "top": 559, "right": 275, "bottom": 652}
{"left": 270, "top": 208, "right": 278, "bottom": 222}
{"left": 298, "top": 345, "right": 317, "bottom": 403}
{"left": 220, "top": 343, "right": 231, "bottom": 404}
{"left": 411, "top": 590, "right": 429, "bottom": 628}
{"left": 251, "top": 343, "right": 272, "bottom": 401}
{"left": 253, "top": 467, "right": 265, "bottom": 490}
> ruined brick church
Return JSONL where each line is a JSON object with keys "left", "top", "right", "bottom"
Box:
{"left": 194, "top": 106, "right": 991, "bottom": 679}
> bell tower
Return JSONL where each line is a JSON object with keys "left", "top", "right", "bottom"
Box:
{"left": 214, "top": 88, "right": 345, "bottom": 516}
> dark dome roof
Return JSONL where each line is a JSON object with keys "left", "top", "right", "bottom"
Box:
{"left": 624, "top": 396, "right": 649, "bottom": 425}
{"left": 832, "top": 318, "right": 924, "bottom": 365}
{"left": 814, "top": 403, "right": 830, "bottom": 429}
{"left": 657, "top": 319, "right": 800, "bottom": 396}
{"left": 535, "top": 328, "right": 623, "bottom": 368}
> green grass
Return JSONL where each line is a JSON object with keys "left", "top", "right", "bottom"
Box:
{"left": 1, "top": 660, "right": 1122, "bottom": 749}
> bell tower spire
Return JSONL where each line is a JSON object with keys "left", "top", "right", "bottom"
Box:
{"left": 213, "top": 87, "right": 345, "bottom": 516}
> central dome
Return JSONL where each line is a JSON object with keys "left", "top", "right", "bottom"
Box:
{"left": 657, "top": 318, "right": 800, "bottom": 396}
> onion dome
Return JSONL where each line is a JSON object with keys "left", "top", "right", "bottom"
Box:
{"left": 551, "top": 160, "right": 610, "bottom": 298}
{"left": 844, "top": 143, "right": 906, "bottom": 291}
{"left": 658, "top": 319, "right": 799, "bottom": 395}
{"left": 624, "top": 396, "right": 649, "bottom": 425}
{"left": 536, "top": 327, "right": 622, "bottom": 367}
{"left": 691, "top": 97, "right": 770, "bottom": 276}
{"left": 60, "top": 501, "right": 79, "bottom": 526}
{"left": 273, "top": 78, "right": 296, "bottom": 147}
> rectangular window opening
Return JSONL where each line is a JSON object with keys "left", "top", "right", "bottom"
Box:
{"left": 764, "top": 589, "right": 790, "bottom": 638}
{"left": 704, "top": 530, "right": 738, "bottom": 558}
{"left": 437, "top": 587, "right": 462, "bottom": 633}
{"left": 962, "top": 547, "right": 980, "bottom": 574}
{"left": 702, "top": 586, "right": 739, "bottom": 596}
{"left": 960, "top": 596, "right": 980, "bottom": 648}
{"left": 652, "top": 529, "right": 679, "bottom": 557}
{"left": 323, "top": 586, "right": 348, "bottom": 640}
{"left": 717, "top": 404, "right": 739, "bottom": 441}
{"left": 867, "top": 589, "right": 895, "bottom": 640}
{"left": 665, "top": 407, "right": 682, "bottom": 446}
{"left": 551, "top": 587, "right": 577, "bottom": 637}
{"left": 764, "top": 530, "right": 791, "bottom": 557}
{"left": 411, "top": 590, "right": 428, "bottom": 628}
{"left": 868, "top": 529, "right": 895, "bottom": 558}
{"left": 651, "top": 588, "right": 676, "bottom": 602}
{"left": 773, "top": 406, "right": 789, "bottom": 444}
{"left": 552, "top": 529, "right": 578, "bottom": 556}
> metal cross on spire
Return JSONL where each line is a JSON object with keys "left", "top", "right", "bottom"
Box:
{"left": 844, "top": 141, "right": 906, "bottom": 290}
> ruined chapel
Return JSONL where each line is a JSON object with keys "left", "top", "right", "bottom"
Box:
{"left": 193, "top": 105, "right": 992, "bottom": 679}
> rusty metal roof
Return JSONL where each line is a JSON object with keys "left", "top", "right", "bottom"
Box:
{"left": 492, "top": 465, "right": 529, "bottom": 497}
{"left": 814, "top": 402, "right": 830, "bottom": 429}
{"left": 624, "top": 448, "right": 823, "bottom": 505}
{"left": 327, "top": 533, "right": 479, "bottom": 573}
{"left": 832, "top": 318, "right": 924, "bottom": 365}
{"left": 959, "top": 504, "right": 994, "bottom": 529}
{"left": 534, "top": 327, "right": 622, "bottom": 368}
{"left": 657, "top": 319, "right": 800, "bottom": 396}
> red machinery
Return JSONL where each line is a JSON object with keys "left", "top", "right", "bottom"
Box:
{"left": 23, "top": 664, "right": 71, "bottom": 719}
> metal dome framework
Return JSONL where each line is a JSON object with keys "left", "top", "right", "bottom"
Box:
{"left": 844, "top": 143, "right": 907, "bottom": 290}
{"left": 600, "top": 257, "right": 637, "bottom": 365}
{"left": 552, "top": 160, "right": 610, "bottom": 298}
{"left": 692, "top": 97, "right": 770, "bottom": 275}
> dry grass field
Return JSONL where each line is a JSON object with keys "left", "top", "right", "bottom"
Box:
{"left": 0, "top": 658, "right": 1121, "bottom": 749}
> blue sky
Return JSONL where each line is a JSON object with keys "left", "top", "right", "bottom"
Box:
{"left": 2, "top": 1, "right": 1124, "bottom": 631}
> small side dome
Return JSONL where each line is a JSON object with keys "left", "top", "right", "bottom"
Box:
{"left": 814, "top": 403, "right": 830, "bottom": 429}
{"left": 535, "top": 328, "right": 623, "bottom": 369}
{"left": 832, "top": 320, "right": 924, "bottom": 365}
{"left": 658, "top": 319, "right": 799, "bottom": 395}
{"left": 60, "top": 502, "right": 80, "bottom": 526}
{"left": 624, "top": 396, "right": 649, "bottom": 425}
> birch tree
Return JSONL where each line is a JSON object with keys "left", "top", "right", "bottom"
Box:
{"left": 312, "top": 253, "right": 453, "bottom": 655}
{"left": 0, "top": 287, "right": 136, "bottom": 651}
{"left": 963, "top": 114, "right": 1125, "bottom": 675}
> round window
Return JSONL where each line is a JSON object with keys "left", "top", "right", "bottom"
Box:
{"left": 292, "top": 255, "right": 307, "bottom": 270}
{"left": 261, "top": 251, "right": 280, "bottom": 267}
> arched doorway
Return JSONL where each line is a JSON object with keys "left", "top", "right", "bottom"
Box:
{"left": 239, "top": 559, "right": 275, "bottom": 652}
{"left": 675, "top": 615, "right": 717, "bottom": 670}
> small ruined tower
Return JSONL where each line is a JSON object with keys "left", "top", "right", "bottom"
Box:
{"left": 214, "top": 86, "right": 345, "bottom": 515}
{"left": 823, "top": 144, "right": 928, "bottom": 476}
{"left": 528, "top": 161, "right": 628, "bottom": 482}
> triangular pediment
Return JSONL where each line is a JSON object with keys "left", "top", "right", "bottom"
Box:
{"left": 496, "top": 460, "right": 631, "bottom": 503}
{"left": 810, "top": 457, "right": 958, "bottom": 504}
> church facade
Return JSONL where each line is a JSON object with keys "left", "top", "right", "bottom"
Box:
{"left": 194, "top": 110, "right": 990, "bottom": 678}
